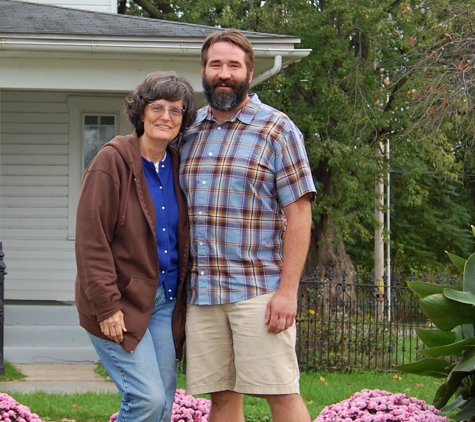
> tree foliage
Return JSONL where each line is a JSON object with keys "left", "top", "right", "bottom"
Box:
{"left": 119, "top": 0, "right": 475, "bottom": 277}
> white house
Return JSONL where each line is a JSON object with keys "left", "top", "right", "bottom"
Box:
{"left": 0, "top": 0, "right": 311, "bottom": 363}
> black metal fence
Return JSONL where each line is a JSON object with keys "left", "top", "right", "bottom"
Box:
{"left": 296, "top": 269, "right": 459, "bottom": 372}
{"left": 0, "top": 243, "right": 5, "bottom": 375}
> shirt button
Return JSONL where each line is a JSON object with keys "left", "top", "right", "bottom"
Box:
{"left": 198, "top": 211, "right": 203, "bottom": 215}
{"left": 159, "top": 186, "right": 163, "bottom": 189}
{"left": 199, "top": 241, "right": 204, "bottom": 246}
{"left": 218, "top": 126, "right": 222, "bottom": 130}
{"left": 168, "top": 289, "right": 172, "bottom": 293}
{"left": 162, "top": 228, "right": 166, "bottom": 231}
{"left": 161, "top": 164, "right": 165, "bottom": 168}
{"left": 200, "top": 271, "right": 205, "bottom": 275}
{"left": 162, "top": 206, "right": 165, "bottom": 210}
{"left": 164, "top": 250, "right": 168, "bottom": 253}
{"left": 162, "top": 270, "right": 165, "bottom": 274}
{"left": 202, "top": 181, "right": 206, "bottom": 185}
{"left": 208, "top": 152, "right": 213, "bottom": 156}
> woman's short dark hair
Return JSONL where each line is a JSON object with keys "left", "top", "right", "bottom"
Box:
{"left": 125, "top": 71, "right": 198, "bottom": 137}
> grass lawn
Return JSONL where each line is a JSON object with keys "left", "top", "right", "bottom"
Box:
{"left": 1, "top": 365, "right": 449, "bottom": 422}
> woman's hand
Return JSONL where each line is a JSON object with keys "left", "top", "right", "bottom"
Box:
{"left": 99, "top": 310, "right": 127, "bottom": 344}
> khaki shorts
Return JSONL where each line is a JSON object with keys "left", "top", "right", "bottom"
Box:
{"left": 185, "top": 292, "right": 300, "bottom": 396}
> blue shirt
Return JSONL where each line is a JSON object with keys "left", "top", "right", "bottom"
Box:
{"left": 180, "top": 94, "right": 316, "bottom": 305}
{"left": 142, "top": 152, "right": 179, "bottom": 301}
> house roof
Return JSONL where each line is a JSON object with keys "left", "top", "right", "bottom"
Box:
{"left": 0, "top": 0, "right": 294, "bottom": 42}
{"left": 0, "top": 0, "right": 311, "bottom": 91}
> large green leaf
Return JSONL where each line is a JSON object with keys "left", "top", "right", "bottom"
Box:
{"left": 440, "top": 395, "right": 467, "bottom": 415}
{"left": 444, "top": 289, "right": 475, "bottom": 305}
{"left": 408, "top": 280, "right": 460, "bottom": 298}
{"left": 454, "top": 324, "right": 475, "bottom": 341}
{"left": 451, "top": 397, "right": 475, "bottom": 421}
{"left": 415, "top": 328, "right": 456, "bottom": 348}
{"left": 419, "top": 294, "right": 475, "bottom": 331}
{"left": 397, "top": 358, "right": 450, "bottom": 378}
{"left": 417, "top": 337, "right": 475, "bottom": 357}
{"left": 446, "top": 251, "right": 466, "bottom": 273}
{"left": 452, "top": 348, "right": 475, "bottom": 373}
{"left": 464, "top": 253, "right": 475, "bottom": 294}
{"left": 433, "top": 371, "right": 468, "bottom": 409}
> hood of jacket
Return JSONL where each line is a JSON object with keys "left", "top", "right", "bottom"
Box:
{"left": 101, "top": 133, "right": 142, "bottom": 227}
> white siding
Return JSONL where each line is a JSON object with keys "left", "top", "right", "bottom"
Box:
{"left": 14, "top": 0, "right": 116, "bottom": 13}
{"left": 0, "top": 90, "right": 127, "bottom": 301}
{"left": 0, "top": 91, "right": 73, "bottom": 301}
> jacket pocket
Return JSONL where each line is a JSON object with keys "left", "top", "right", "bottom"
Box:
{"left": 119, "top": 277, "right": 156, "bottom": 313}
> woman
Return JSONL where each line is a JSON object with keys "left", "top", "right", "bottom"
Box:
{"left": 75, "top": 71, "right": 197, "bottom": 422}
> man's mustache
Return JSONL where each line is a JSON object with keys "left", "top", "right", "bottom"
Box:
{"left": 213, "top": 79, "right": 237, "bottom": 89}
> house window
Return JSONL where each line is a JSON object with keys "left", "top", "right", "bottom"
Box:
{"left": 83, "top": 115, "right": 116, "bottom": 169}
{"left": 68, "top": 96, "right": 129, "bottom": 240}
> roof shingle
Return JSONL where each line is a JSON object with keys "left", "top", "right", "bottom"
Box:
{"left": 0, "top": 0, "right": 293, "bottom": 39}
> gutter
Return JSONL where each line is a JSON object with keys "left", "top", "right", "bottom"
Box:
{"left": 251, "top": 55, "right": 282, "bottom": 87}
{"left": 0, "top": 38, "right": 311, "bottom": 61}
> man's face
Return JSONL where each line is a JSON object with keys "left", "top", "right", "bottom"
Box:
{"left": 202, "top": 41, "right": 253, "bottom": 112}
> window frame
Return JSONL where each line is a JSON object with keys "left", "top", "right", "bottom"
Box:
{"left": 67, "top": 96, "right": 130, "bottom": 240}
{"left": 83, "top": 114, "right": 117, "bottom": 170}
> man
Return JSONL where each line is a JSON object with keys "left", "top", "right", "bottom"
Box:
{"left": 179, "top": 29, "right": 316, "bottom": 422}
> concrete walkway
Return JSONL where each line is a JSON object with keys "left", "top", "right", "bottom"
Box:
{"left": 0, "top": 364, "right": 118, "bottom": 394}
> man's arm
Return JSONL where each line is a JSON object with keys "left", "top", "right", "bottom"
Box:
{"left": 265, "top": 193, "right": 313, "bottom": 334}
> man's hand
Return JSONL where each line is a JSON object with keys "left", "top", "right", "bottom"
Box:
{"left": 265, "top": 289, "right": 297, "bottom": 334}
{"left": 99, "top": 310, "right": 127, "bottom": 343}
{"left": 264, "top": 194, "right": 312, "bottom": 334}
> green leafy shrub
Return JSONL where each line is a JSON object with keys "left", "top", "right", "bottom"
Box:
{"left": 398, "top": 226, "right": 475, "bottom": 421}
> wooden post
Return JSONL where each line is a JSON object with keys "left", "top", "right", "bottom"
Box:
{"left": 375, "top": 143, "right": 385, "bottom": 321}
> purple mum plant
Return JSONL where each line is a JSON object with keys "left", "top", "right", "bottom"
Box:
{"left": 313, "top": 389, "right": 448, "bottom": 422}
{"left": 0, "top": 393, "right": 42, "bottom": 422}
{"left": 171, "top": 389, "right": 210, "bottom": 422}
{"left": 109, "top": 388, "right": 210, "bottom": 422}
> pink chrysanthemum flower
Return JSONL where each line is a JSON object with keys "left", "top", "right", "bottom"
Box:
{"left": 313, "top": 389, "right": 448, "bottom": 422}
{"left": 109, "top": 388, "right": 211, "bottom": 422}
{"left": 0, "top": 393, "right": 42, "bottom": 422}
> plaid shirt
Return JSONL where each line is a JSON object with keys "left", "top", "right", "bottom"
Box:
{"left": 179, "top": 94, "right": 316, "bottom": 305}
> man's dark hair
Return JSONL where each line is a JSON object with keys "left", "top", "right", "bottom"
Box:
{"left": 201, "top": 29, "right": 255, "bottom": 72}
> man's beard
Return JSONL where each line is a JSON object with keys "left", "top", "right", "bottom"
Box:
{"left": 202, "top": 77, "right": 250, "bottom": 112}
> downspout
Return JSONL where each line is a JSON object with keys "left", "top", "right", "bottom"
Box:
{"left": 251, "top": 55, "right": 282, "bottom": 87}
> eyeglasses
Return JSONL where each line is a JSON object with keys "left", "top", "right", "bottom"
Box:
{"left": 148, "top": 103, "right": 185, "bottom": 117}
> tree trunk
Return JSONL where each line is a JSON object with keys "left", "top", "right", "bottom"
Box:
{"left": 303, "top": 214, "right": 358, "bottom": 320}
{"left": 305, "top": 216, "right": 355, "bottom": 283}
{"left": 301, "top": 159, "right": 357, "bottom": 320}
{"left": 305, "top": 158, "right": 355, "bottom": 281}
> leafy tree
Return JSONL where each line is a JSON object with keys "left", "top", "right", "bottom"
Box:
{"left": 118, "top": 0, "right": 176, "bottom": 19}
{"left": 119, "top": 0, "right": 475, "bottom": 279}
{"left": 381, "top": 172, "right": 473, "bottom": 274}
{"left": 383, "top": 1, "right": 475, "bottom": 275}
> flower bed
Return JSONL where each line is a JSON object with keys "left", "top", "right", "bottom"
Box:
{"left": 0, "top": 393, "right": 42, "bottom": 422}
{"left": 314, "top": 389, "right": 447, "bottom": 422}
{"left": 109, "top": 388, "right": 210, "bottom": 422}
{"left": 172, "top": 389, "right": 210, "bottom": 421}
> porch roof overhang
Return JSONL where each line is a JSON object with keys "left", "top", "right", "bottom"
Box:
{"left": 0, "top": 0, "right": 311, "bottom": 92}
{"left": 0, "top": 34, "right": 310, "bottom": 92}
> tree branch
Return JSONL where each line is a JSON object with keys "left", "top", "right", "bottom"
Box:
{"left": 132, "top": 0, "right": 163, "bottom": 19}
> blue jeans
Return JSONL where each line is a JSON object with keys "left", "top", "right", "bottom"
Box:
{"left": 88, "top": 284, "right": 177, "bottom": 422}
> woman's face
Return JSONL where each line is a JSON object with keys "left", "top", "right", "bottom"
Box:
{"left": 141, "top": 99, "right": 184, "bottom": 143}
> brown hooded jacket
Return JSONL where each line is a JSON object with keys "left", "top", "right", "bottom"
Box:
{"left": 75, "top": 132, "right": 189, "bottom": 359}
